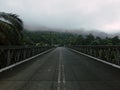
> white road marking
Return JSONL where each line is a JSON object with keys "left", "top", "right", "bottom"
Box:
{"left": 62, "top": 64, "right": 66, "bottom": 90}
{"left": 57, "top": 50, "right": 62, "bottom": 90}
{"left": 0, "top": 48, "right": 53, "bottom": 73}
{"left": 57, "top": 49, "right": 66, "bottom": 90}
{"left": 70, "top": 48, "right": 120, "bottom": 69}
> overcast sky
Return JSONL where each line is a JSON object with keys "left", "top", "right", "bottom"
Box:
{"left": 0, "top": 0, "right": 120, "bottom": 33}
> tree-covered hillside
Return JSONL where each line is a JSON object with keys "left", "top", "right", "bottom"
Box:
{"left": 0, "top": 12, "right": 120, "bottom": 46}
{"left": 22, "top": 30, "right": 120, "bottom": 46}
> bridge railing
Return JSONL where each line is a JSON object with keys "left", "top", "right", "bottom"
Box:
{"left": 0, "top": 46, "right": 52, "bottom": 69}
{"left": 69, "top": 45, "right": 120, "bottom": 65}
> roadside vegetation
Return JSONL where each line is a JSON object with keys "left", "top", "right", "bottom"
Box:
{"left": 0, "top": 12, "right": 23, "bottom": 45}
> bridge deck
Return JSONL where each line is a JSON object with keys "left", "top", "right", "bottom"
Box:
{"left": 0, "top": 47, "right": 120, "bottom": 90}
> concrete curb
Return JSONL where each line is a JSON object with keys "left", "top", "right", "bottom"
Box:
{"left": 0, "top": 48, "right": 54, "bottom": 72}
{"left": 70, "top": 48, "right": 120, "bottom": 69}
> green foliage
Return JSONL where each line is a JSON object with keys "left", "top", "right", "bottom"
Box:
{"left": 111, "top": 36, "right": 120, "bottom": 45}
{"left": 22, "top": 30, "right": 75, "bottom": 46}
{"left": 0, "top": 12, "right": 23, "bottom": 45}
{"left": 22, "top": 30, "right": 120, "bottom": 46}
{"left": 0, "top": 12, "right": 119, "bottom": 46}
{"left": 74, "top": 35, "right": 85, "bottom": 45}
{"left": 85, "top": 34, "right": 95, "bottom": 45}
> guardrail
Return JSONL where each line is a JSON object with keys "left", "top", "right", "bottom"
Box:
{"left": 69, "top": 45, "right": 120, "bottom": 65}
{"left": 0, "top": 46, "right": 52, "bottom": 69}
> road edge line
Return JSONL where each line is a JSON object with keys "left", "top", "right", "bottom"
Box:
{"left": 69, "top": 48, "right": 120, "bottom": 69}
{"left": 0, "top": 48, "right": 54, "bottom": 72}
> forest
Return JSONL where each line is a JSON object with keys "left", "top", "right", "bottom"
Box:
{"left": 0, "top": 12, "right": 120, "bottom": 46}
{"left": 22, "top": 30, "right": 120, "bottom": 46}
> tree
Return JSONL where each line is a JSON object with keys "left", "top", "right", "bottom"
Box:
{"left": 75, "top": 35, "right": 85, "bottom": 45}
{"left": 0, "top": 12, "right": 23, "bottom": 45}
{"left": 111, "top": 36, "right": 120, "bottom": 45}
{"left": 101, "top": 37, "right": 112, "bottom": 45}
{"left": 85, "top": 34, "right": 95, "bottom": 45}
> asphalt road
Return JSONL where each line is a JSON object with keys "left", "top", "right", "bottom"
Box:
{"left": 0, "top": 47, "right": 120, "bottom": 90}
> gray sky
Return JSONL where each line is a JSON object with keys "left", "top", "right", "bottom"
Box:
{"left": 0, "top": 0, "right": 120, "bottom": 33}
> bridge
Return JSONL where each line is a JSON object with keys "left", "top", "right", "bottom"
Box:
{"left": 0, "top": 46, "right": 120, "bottom": 90}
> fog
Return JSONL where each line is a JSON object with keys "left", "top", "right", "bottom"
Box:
{"left": 0, "top": 0, "right": 120, "bottom": 33}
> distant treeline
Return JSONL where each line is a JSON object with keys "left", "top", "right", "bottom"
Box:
{"left": 0, "top": 12, "right": 120, "bottom": 46}
{"left": 22, "top": 30, "right": 120, "bottom": 46}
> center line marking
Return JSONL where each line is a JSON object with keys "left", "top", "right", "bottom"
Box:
{"left": 58, "top": 48, "right": 66, "bottom": 90}
{"left": 58, "top": 50, "right": 62, "bottom": 90}
{"left": 62, "top": 64, "right": 66, "bottom": 90}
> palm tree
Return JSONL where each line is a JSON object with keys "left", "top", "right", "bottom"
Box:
{"left": 0, "top": 12, "right": 23, "bottom": 45}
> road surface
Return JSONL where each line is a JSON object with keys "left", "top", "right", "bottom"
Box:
{"left": 0, "top": 47, "right": 120, "bottom": 90}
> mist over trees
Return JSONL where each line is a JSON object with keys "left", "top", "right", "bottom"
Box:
{"left": 22, "top": 30, "right": 120, "bottom": 46}
{"left": 0, "top": 12, "right": 120, "bottom": 46}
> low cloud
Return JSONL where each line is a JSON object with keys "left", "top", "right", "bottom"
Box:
{"left": 0, "top": 0, "right": 120, "bottom": 33}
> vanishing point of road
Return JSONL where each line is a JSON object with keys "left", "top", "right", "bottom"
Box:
{"left": 0, "top": 47, "right": 120, "bottom": 90}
